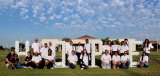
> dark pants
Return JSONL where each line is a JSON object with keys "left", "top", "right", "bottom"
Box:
{"left": 31, "top": 62, "right": 43, "bottom": 69}
{"left": 120, "top": 53, "right": 124, "bottom": 57}
{"left": 88, "top": 53, "right": 91, "bottom": 65}
{"left": 146, "top": 53, "right": 150, "bottom": 57}
{"left": 80, "top": 63, "right": 88, "bottom": 69}
{"left": 41, "top": 58, "right": 45, "bottom": 69}
{"left": 47, "top": 62, "right": 53, "bottom": 69}
{"left": 122, "top": 61, "right": 130, "bottom": 69}
{"left": 25, "top": 62, "right": 32, "bottom": 67}
{"left": 69, "top": 63, "right": 76, "bottom": 69}
{"left": 65, "top": 54, "right": 68, "bottom": 66}
{"left": 76, "top": 52, "right": 81, "bottom": 64}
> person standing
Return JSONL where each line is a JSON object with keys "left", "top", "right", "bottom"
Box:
{"left": 84, "top": 39, "right": 91, "bottom": 65}
{"left": 76, "top": 42, "right": 83, "bottom": 64}
{"left": 32, "top": 38, "right": 41, "bottom": 55}
{"left": 111, "top": 41, "right": 119, "bottom": 55}
{"left": 118, "top": 41, "right": 129, "bottom": 56}
{"left": 68, "top": 51, "right": 78, "bottom": 69}
{"left": 143, "top": 39, "right": 154, "bottom": 57}
{"left": 101, "top": 50, "right": 111, "bottom": 69}
{"left": 102, "top": 41, "right": 111, "bottom": 54}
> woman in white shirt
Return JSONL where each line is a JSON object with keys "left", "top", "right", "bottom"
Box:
{"left": 111, "top": 41, "right": 119, "bottom": 55}
{"left": 139, "top": 51, "right": 149, "bottom": 68}
{"left": 143, "top": 39, "right": 154, "bottom": 57}
{"left": 102, "top": 41, "right": 111, "bottom": 54}
{"left": 80, "top": 49, "right": 90, "bottom": 70}
{"left": 32, "top": 38, "right": 41, "bottom": 55}
{"left": 112, "top": 52, "right": 121, "bottom": 69}
{"left": 121, "top": 51, "right": 130, "bottom": 69}
{"left": 45, "top": 49, "right": 55, "bottom": 69}
{"left": 31, "top": 52, "right": 43, "bottom": 69}
{"left": 101, "top": 50, "right": 111, "bottom": 69}
{"left": 76, "top": 42, "right": 83, "bottom": 64}
{"left": 68, "top": 50, "right": 78, "bottom": 69}
{"left": 118, "top": 41, "right": 129, "bottom": 57}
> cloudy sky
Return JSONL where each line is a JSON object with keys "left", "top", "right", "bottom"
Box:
{"left": 0, "top": 0, "right": 160, "bottom": 47}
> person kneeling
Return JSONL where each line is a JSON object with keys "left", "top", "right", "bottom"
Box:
{"left": 112, "top": 52, "right": 121, "bottom": 69}
{"left": 139, "top": 52, "right": 149, "bottom": 68}
{"left": 68, "top": 50, "right": 78, "bottom": 69}
{"left": 31, "top": 52, "right": 43, "bottom": 69}
{"left": 45, "top": 49, "right": 55, "bottom": 69}
{"left": 121, "top": 51, "right": 130, "bottom": 69}
{"left": 80, "top": 49, "right": 90, "bottom": 70}
{"left": 25, "top": 52, "right": 32, "bottom": 67}
{"left": 101, "top": 50, "right": 111, "bottom": 69}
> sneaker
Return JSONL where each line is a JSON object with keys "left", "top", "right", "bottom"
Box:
{"left": 51, "top": 67, "right": 54, "bottom": 69}
{"left": 81, "top": 68, "right": 84, "bottom": 70}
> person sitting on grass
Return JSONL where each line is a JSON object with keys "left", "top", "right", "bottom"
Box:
{"left": 45, "top": 49, "right": 55, "bottom": 69}
{"left": 31, "top": 52, "right": 43, "bottom": 69}
{"left": 112, "top": 52, "right": 121, "bottom": 69}
{"left": 25, "top": 52, "right": 32, "bottom": 67}
{"left": 121, "top": 51, "right": 130, "bottom": 69}
{"left": 139, "top": 51, "right": 149, "bottom": 68}
{"left": 5, "top": 50, "right": 16, "bottom": 70}
{"left": 68, "top": 50, "right": 78, "bottom": 69}
{"left": 12, "top": 54, "right": 21, "bottom": 69}
{"left": 80, "top": 49, "right": 90, "bottom": 70}
{"left": 101, "top": 50, "right": 111, "bottom": 69}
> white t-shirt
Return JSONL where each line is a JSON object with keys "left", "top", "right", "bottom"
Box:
{"left": 111, "top": 45, "right": 119, "bottom": 52}
{"left": 121, "top": 55, "right": 129, "bottom": 62}
{"left": 112, "top": 55, "right": 121, "bottom": 63}
{"left": 67, "top": 45, "right": 74, "bottom": 56}
{"left": 102, "top": 45, "right": 111, "bottom": 53}
{"left": 144, "top": 43, "right": 154, "bottom": 53}
{"left": 40, "top": 47, "right": 48, "bottom": 58}
{"left": 68, "top": 54, "right": 78, "bottom": 65}
{"left": 32, "top": 55, "right": 42, "bottom": 63}
{"left": 76, "top": 46, "right": 83, "bottom": 53}
{"left": 84, "top": 43, "right": 91, "bottom": 53}
{"left": 65, "top": 42, "right": 70, "bottom": 53}
{"left": 101, "top": 54, "right": 111, "bottom": 64}
{"left": 118, "top": 45, "right": 129, "bottom": 53}
{"left": 46, "top": 55, "right": 55, "bottom": 61}
{"left": 140, "top": 56, "right": 148, "bottom": 62}
{"left": 32, "top": 42, "right": 41, "bottom": 53}
{"left": 49, "top": 45, "right": 56, "bottom": 57}
{"left": 80, "top": 54, "right": 90, "bottom": 66}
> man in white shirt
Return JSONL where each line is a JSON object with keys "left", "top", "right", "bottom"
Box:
{"left": 84, "top": 39, "right": 91, "bottom": 65}
{"left": 112, "top": 52, "right": 121, "bottom": 69}
{"left": 118, "top": 41, "right": 129, "bottom": 56}
{"left": 139, "top": 52, "right": 149, "bottom": 68}
{"left": 68, "top": 51, "right": 78, "bottom": 69}
{"left": 45, "top": 49, "right": 55, "bottom": 69}
{"left": 31, "top": 52, "right": 43, "bottom": 69}
{"left": 65, "top": 38, "right": 70, "bottom": 65}
{"left": 102, "top": 41, "right": 111, "bottom": 54}
{"left": 76, "top": 42, "right": 83, "bottom": 64}
{"left": 40, "top": 43, "right": 48, "bottom": 69}
{"left": 111, "top": 41, "right": 119, "bottom": 55}
{"left": 121, "top": 51, "right": 130, "bottom": 69}
{"left": 32, "top": 38, "right": 41, "bottom": 55}
{"left": 101, "top": 50, "right": 111, "bottom": 69}
{"left": 49, "top": 42, "right": 56, "bottom": 59}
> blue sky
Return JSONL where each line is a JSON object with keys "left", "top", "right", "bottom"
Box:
{"left": 0, "top": 0, "right": 160, "bottom": 47}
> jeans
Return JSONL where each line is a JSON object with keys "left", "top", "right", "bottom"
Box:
{"left": 69, "top": 63, "right": 76, "bottom": 69}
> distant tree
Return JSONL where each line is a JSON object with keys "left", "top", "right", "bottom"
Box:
{"left": 19, "top": 43, "right": 25, "bottom": 49}
{"left": 62, "top": 37, "right": 71, "bottom": 41}
{"left": 101, "top": 37, "right": 111, "bottom": 43}
{"left": 0, "top": 45, "right": 4, "bottom": 50}
{"left": 11, "top": 47, "right": 15, "bottom": 50}
{"left": 113, "top": 39, "right": 120, "bottom": 45}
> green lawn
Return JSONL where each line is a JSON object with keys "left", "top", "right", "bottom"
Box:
{"left": 0, "top": 50, "right": 160, "bottom": 76}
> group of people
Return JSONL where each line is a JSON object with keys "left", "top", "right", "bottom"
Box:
{"left": 5, "top": 38, "right": 153, "bottom": 70}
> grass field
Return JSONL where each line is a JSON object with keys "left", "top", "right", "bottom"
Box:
{"left": 0, "top": 50, "right": 160, "bottom": 76}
